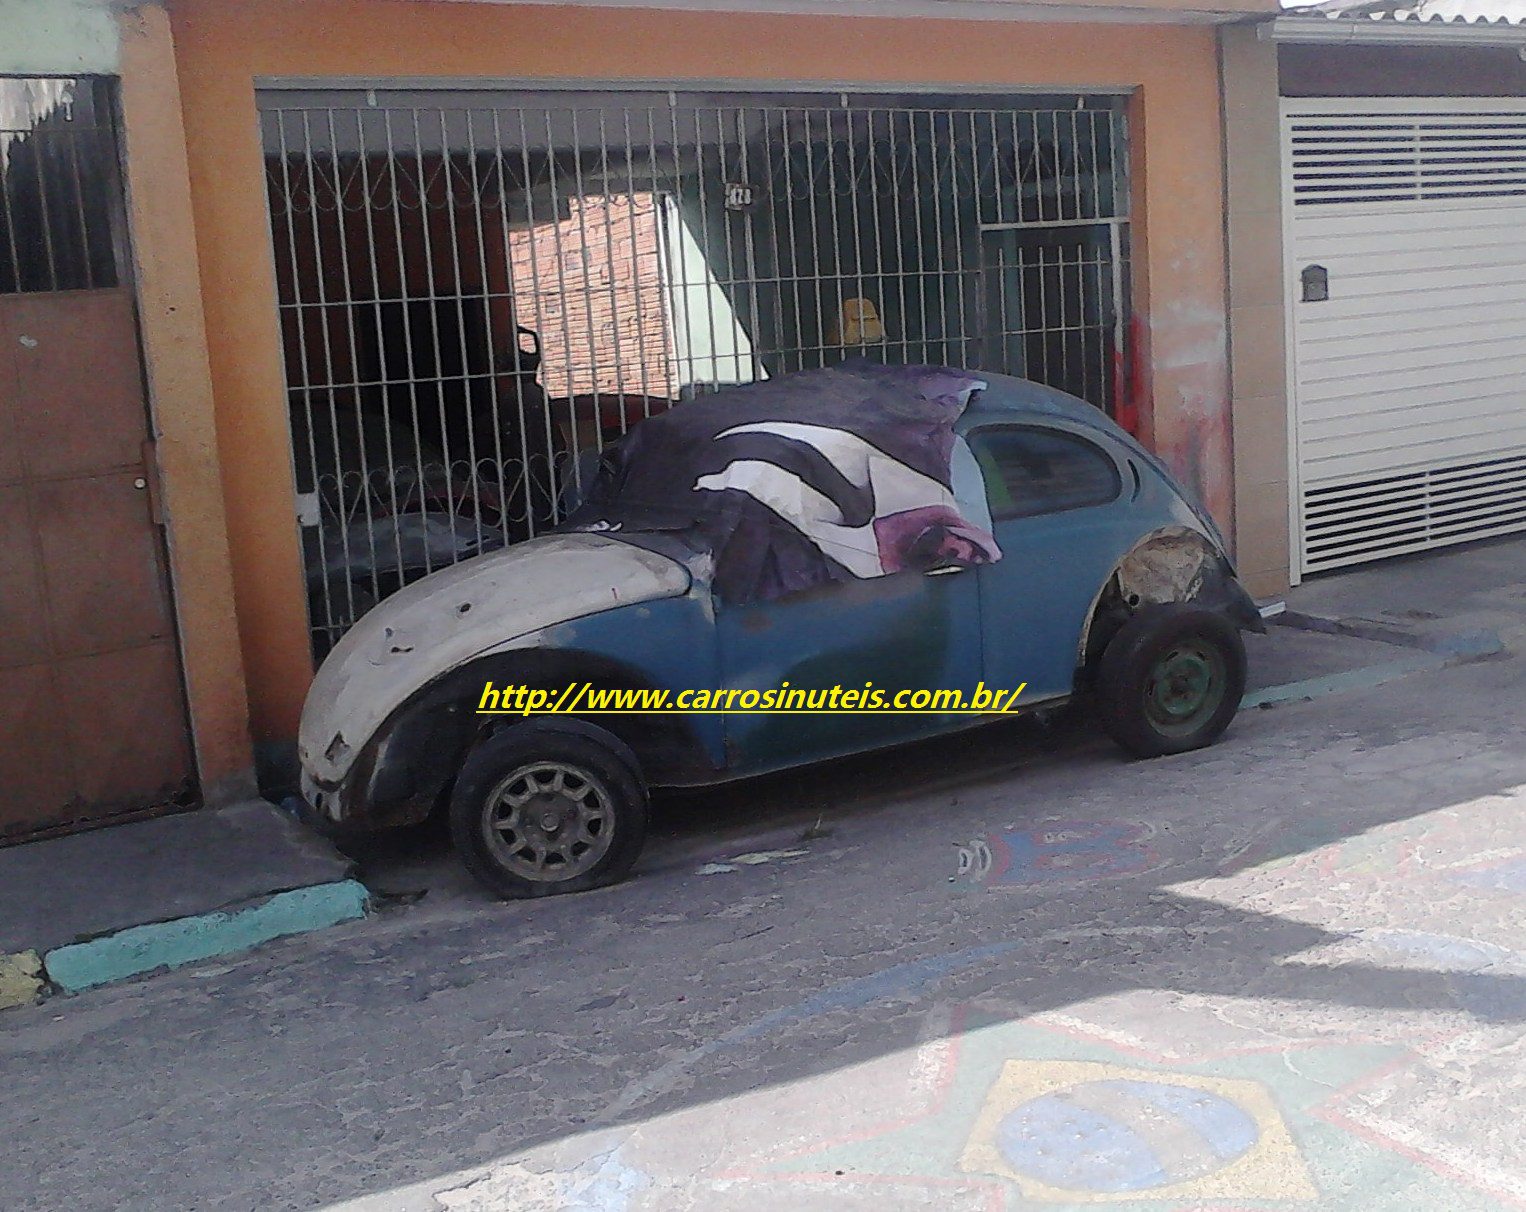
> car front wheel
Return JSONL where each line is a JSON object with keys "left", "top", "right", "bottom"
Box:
{"left": 1095, "top": 603, "right": 1246, "bottom": 758}
{"left": 449, "top": 721, "right": 647, "bottom": 898}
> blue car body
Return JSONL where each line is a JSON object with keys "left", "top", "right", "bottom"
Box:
{"left": 297, "top": 373, "right": 1260, "bottom": 832}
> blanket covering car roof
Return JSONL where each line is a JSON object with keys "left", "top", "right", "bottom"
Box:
{"left": 564, "top": 362, "right": 1003, "bottom": 605}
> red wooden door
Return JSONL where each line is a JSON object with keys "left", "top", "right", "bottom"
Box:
{"left": 0, "top": 76, "right": 196, "bottom": 840}
{"left": 0, "top": 289, "right": 196, "bottom": 838}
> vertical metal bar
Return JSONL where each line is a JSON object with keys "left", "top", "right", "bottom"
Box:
{"left": 593, "top": 114, "right": 621, "bottom": 446}
{"left": 813, "top": 104, "right": 836, "bottom": 370}
{"left": 946, "top": 110, "right": 974, "bottom": 368}
{"left": 964, "top": 109, "right": 988, "bottom": 367}
{"left": 993, "top": 108, "right": 1010, "bottom": 228}
{"left": 1113, "top": 109, "right": 1129, "bottom": 219}
{"left": 481, "top": 110, "right": 521, "bottom": 540}
{"left": 31, "top": 107, "right": 61, "bottom": 291}
{"left": 1110, "top": 218, "right": 1125, "bottom": 417}
{"left": 1036, "top": 110, "right": 1049, "bottom": 225}
{"left": 1035, "top": 239, "right": 1052, "bottom": 387}
{"left": 299, "top": 110, "right": 358, "bottom": 625}
{"left": 501, "top": 106, "right": 542, "bottom": 539}
{"left": 1087, "top": 108, "right": 1102, "bottom": 220}
{"left": 800, "top": 105, "right": 821, "bottom": 369}
{"left": 756, "top": 105, "right": 786, "bottom": 375}
{"left": 844, "top": 103, "right": 867, "bottom": 358}
{"left": 714, "top": 104, "right": 743, "bottom": 383}
{"left": 737, "top": 107, "right": 766, "bottom": 382}
{"left": 568, "top": 104, "right": 607, "bottom": 490}
{"left": 865, "top": 106, "right": 888, "bottom": 363}
{"left": 1099, "top": 226, "right": 1111, "bottom": 413}
{"left": 62, "top": 125, "right": 93, "bottom": 288}
{"left": 593, "top": 107, "right": 629, "bottom": 438}
{"left": 664, "top": 102, "right": 690, "bottom": 390}
{"left": 539, "top": 106, "right": 579, "bottom": 522}
{"left": 406, "top": 107, "right": 454, "bottom": 573}
{"left": 993, "top": 235, "right": 1011, "bottom": 375}
{"left": 822, "top": 104, "right": 846, "bottom": 369}
{"left": 352, "top": 106, "right": 410, "bottom": 585}
{"left": 323, "top": 106, "right": 383, "bottom": 608}
{"left": 1008, "top": 108, "right": 1026, "bottom": 227}
{"left": 647, "top": 105, "right": 681, "bottom": 396}
{"left": 884, "top": 110, "right": 912, "bottom": 364}
{"left": 272, "top": 110, "right": 330, "bottom": 648}
{"left": 437, "top": 106, "right": 483, "bottom": 556}
{"left": 0, "top": 113, "right": 23, "bottom": 288}
{"left": 650, "top": 106, "right": 686, "bottom": 390}
{"left": 457, "top": 108, "right": 500, "bottom": 552}
{"left": 461, "top": 106, "right": 509, "bottom": 550}
{"left": 381, "top": 107, "right": 431, "bottom": 573}
{"left": 907, "top": 109, "right": 933, "bottom": 366}
{"left": 779, "top": 108, "right": 807, "bottom": 374}
{"left": 695, "top": 107, "right": 727, "bottom": 387}
{"left": 1070, "top": 105, "right": 1083, "bottom": 221}
{"left": 1059, "top": 237, "right": 1072, "bottom": 394}
{"left": 926, "top": 109, "right": 953, "bottom": 366}
{"left": 620, "top": 108, "right": 656, "bottom": 420}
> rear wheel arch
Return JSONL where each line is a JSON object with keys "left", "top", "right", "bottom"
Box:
{"left": 1077, "top": 527, "right": 1233, "bottom": 682}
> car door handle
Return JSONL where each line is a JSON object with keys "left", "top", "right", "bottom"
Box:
{"left": 924, "top": 564, "right": 966, "bottom": 577}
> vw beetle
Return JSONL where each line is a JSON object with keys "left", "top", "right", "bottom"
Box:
{"left": 298, "top": 370, "right": 1263, "bottom": 898}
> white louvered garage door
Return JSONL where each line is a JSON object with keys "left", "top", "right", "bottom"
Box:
{"left": 1284, "top": 98, "right": 1526, "bottom": 577}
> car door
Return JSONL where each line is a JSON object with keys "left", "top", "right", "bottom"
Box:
{"left": 968, "top": 422, "right": 1141, "bottom": 702}
{"left": 716, "top": 562, "right": 983, "bottom": 776}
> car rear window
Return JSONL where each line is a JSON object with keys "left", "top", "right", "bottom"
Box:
{"left": 970, "top": 425, "right": 1122, "bottom": 520}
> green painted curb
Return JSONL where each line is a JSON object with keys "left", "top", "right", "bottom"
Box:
{"left": 42, "top": 879, "right": 369, "bottom": 994}
{"left": 0, "top": 950, "right": 44, "bottom": 1009}
{"left": 1240, "top": 652, "right": 1444, "bottom": 711}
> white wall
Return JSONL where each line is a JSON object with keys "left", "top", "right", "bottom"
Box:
{"left": 0, "top": 0, "right": 120, "bottom": 76}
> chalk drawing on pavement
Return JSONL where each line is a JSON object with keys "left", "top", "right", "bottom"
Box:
{"left": 960, "top": 1060, "right": 1315, "bottom": 1202}
{"left": 955, "top": 819, "right": 1165, "bottom": 889}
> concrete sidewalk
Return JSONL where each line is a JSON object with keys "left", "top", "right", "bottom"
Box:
{"left": 1280, "top": 534, "right": 1526, "bottom": 658}
{"left": 0, "top": 799, "right": 367, "bottom": 1007}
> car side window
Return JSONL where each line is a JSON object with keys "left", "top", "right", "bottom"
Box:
{"left": 969, "top": 425, "right": 1122, "bottom": 521}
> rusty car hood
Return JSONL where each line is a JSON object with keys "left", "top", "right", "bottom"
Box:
{"left": 298, "top": 533, "right": 691, "bottom": 785}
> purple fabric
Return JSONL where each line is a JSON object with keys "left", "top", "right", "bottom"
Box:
{"left": 565, "top": 362, "right": 1001, "bottom": 604}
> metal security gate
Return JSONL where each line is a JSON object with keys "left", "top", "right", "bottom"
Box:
{"left": 1285, "top": 98, "right": 1526, "bottom": 578}
{"left": 260, "top": 87, "right": 1131, "bottom": 654}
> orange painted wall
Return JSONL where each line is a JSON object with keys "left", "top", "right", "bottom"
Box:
{"left": 168, "top": 0, "right": 1231, "bottom": 742}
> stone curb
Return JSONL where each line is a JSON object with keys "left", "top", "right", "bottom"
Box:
{"left": 1240, "top": 651, "right": 1445, "bottom": 711}
{"left": 8, "top": 879, "right": 371, "bottom": 1002}
{"left": 1276, "top": 609, "right": 1505, "bottom": 660}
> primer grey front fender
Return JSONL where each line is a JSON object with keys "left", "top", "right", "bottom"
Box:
{"left": 298, "top": 534, "right": 691, "bottom": 786}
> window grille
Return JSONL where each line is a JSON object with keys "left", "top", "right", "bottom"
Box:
{"left": 0, "top": 77, "right": 120, "bottom": 295}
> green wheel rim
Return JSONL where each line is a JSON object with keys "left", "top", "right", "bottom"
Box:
{"left": 1143, "top": 640, "right": 1227, "bottom": 739}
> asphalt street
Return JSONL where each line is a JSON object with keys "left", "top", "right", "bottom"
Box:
{"left": 4, "top": 623, "right": 1525, "bottom": 1211}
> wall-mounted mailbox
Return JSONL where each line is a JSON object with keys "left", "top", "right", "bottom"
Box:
{"left": 1301, "top": 264, "right": 1330, "bottom": 303}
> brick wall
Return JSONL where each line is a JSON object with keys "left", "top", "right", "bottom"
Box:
{"left": 509, "top": 193, "right": 672, "bottom": 401}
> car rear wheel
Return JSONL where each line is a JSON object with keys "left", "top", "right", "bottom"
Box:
{"left": 449, "top": 722, "right": 647, "bottom": 898}
{"left": 1095, "top": 603, "right": 1246, "bottom": 758}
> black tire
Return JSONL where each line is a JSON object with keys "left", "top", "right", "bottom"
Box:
{"left": 1095, "top": 603, "right": 1247, "bottom": 759}
{"left": 449, "top": 720, "right": 647, "bottom": 899}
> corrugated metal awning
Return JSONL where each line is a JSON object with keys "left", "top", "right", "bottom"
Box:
{"left": 1274, "top": 0, "right": 1526, "bottom": 43}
